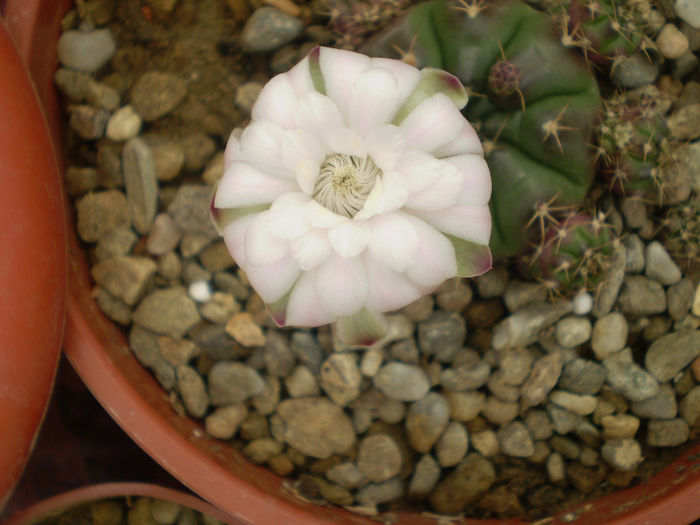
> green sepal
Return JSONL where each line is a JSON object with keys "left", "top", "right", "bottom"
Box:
{"left": 266, "top": 290, "right": 293, "bottom": 327}
{"left": 445, "top": 234, "right": 492, "bottom": 277}
{"left": 209, "top": 189, "right": 270, "bottom": 235}
{"left": 393, "top": 68, "right": 468, "bottom": 125}
{"left": 308, "top": 46, "right": 326, "bottom": 95}
{"left": 334, "top": 309, "right": 389, "bottom": 348}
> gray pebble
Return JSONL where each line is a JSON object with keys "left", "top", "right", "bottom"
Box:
{"left": 406, "top": 392, "right": 450, "bottom": 453}
{"left": 668, "top": 103, "right": 700, "bottom": 140}
{"left": 559, "top": 358, "right": 607, "bottom": 394}
{"left": 408, "top": 455, "right": 441, "bottom": 497}
{"left": 234, "top": 81, "right": 263, "bottom": 114}
{"left": 150, "top": 499, "right": 181, "bottom": 524}
{"left": 284, "top": 365, "right": 320, "bottom": 397}
{"left": 418, "top": 311, "right": 466, "bottom": 362}
{"left": 243, "top": 438, "right": 283, "bottom": 464}
{"left": 474, "top": 266, "right": 507, "bottom": 297}
{"left": 69, "top": 105, "right": 109, "bottom": 139}
{"left": 389, "top": 338, "right": 420, "bottom": 364}
{"left": 645, "top": 241, "right": 682, "bottom": 285}
{"left": 133, "top": 287, "right": 201, "bottom": 338}
{"left": 58, "top": 28, "right": 116, "bottom": 72}
{"left": 593, "top": 246, "right": 627, "bottom": 317}
{"left": 168, "top": 185, "right": 219, "bottom": 238}
{"left": 240, "top": 7, "right": 304, "bottom": 53}
{"left": 251, "top": 376, "right": 281, "bottom": 416}
{"left": 131, "top": 72, "right": 187, "bottom": 121}
{"left": 521, "top": 352, "right": 563, "bottom": 407}
{"left": 679, "top": 385, "right": 700, "bottom": 426}
{"left": 208, "top": 361, "right": 265, "bottom": 405}
{"left": 177, "top": 365, "right": 208, "bottom": 418}
{"left": 483, "top": 396, "right": 519, "bottom": 425}
{"left": 591, "top": 313, "right": 628, "bottom": 360}
{"left": 320, "top": 353, "right": 362, "bottom": 406}
{"left": 151, "top": 142, "right": 185, "bottom": 182}
{"left": 620, "top": 197, "right": 647, "bottom": 229}
{"left": 147, "top": 213, "right": 182, "bottom": 256}
{"left": 445, "top": 390, "right": 485, "bottom": 422}
{"left": 618, "top": 276, "right": 667, "bottom": 316}
{"left": 555, "top": 316, "right": 592, "bottom": 348}
{"left": 672, "top": 50, "right": 699, "bottom": 79}
{"left": 205, "top": 403, "right": 248, "bottom": 439}
{"left": 524, "top": 410, "right": 553, "bottom": 440}
{"left": 546, "top": 404, "right": 584, "bottom": 435}
{"left": 123, "top": 137, "right": 158, "bottom": 235}
{"left": 668, "top": 278, "right": 695, "bottom": 320}
{"left": 436, "top": 277, "right": 473, "bottom": 311}
{"left": 601, "top": 414, "right": 640, "bottom": 439}
{"left": 290, "top": 331, "right": 324, "bottom": 374}
{"left": 547, "top": 452, "right": 566, "bottom": 483}
{"left": 377, "top": 398, "right": 405, "bottom": 424}
{"left": 356, "top": 434, "right": 403, "bottom": 482}
{"left": 92, "top": 286, "right": 131, "bottom": 325}
{"left": 498, "top": 421, "right": 534, "bottom": 458}
{"left": 92, "top": 256, "right": 156, "bottom": 305}
{"left": 129, "top": 325, "right": 176, "bottom": 389}
{"left": 471, "top": 429, "right": 500, "bottom": 457}
{"left": 326, "top": 462, "right": 368, "bottom": 490}
{"left": 647, "top": 418, "right": 690, "bottom": 447}
{"left": 498, "top": 347, "right": 534, "bottom": 386}
{"left": 487, "top": 371, "right": 520, "bottom": 402}
{"left": 86, "top": 81, "right": 120, "bottom": 111}
{"left": 601, "top": 439, "right": 643, "bottom": 471}
{"left": 263, "top": 332, "right": 295, "bottom": 377}
{"left": 646, "top": 330, "right": 700, "bottom": 382}
{"left": 157, "top": 337, "right": 199, "bottom": 368}
{"left": 603, "top": 348, "right": 659, "bottom": 402}
{"left": 429, "top": 453, "right": 495, "bottom": 514}
{"left": 611, "top": 53, "right": 659, "bottom": 88}
{"left": 400, "top": 295, "right": 434, "bottom": 321}
{"left": 355, "top": 478, "right": 403, "bottom": 507}
{"left": 623, "top": 234, "right": 645, "bottom": 273}
{"left": 373, "top": 362, "right": 430, "bottom": 401}
{"left": 440, "top": 350, "right": 491, "bottom": 391}
{"left": 436, "top": 422, "right": 469, "bottom": 467}
{"left": 550, "top": 391, "right": 597, "bottom": 415}
{"left": 54, "top": 68, "right": 91, "bottom": 101}
{"left": 503, "top": 280, "right": 548, "bottom": 312}
{"left": 631, "top": 383, "right": 677, "bottom": 419}
{"left": 550, "top": 435, "right": 581, "bottom": 459}
{"left": 64, "top": 166, "right": 98, "bottom": 196}
{"left": 492, "top": 301, "right": 572, "bottom": 350}
{"left": 677, "top": 0, "right": 700, "bottom": 29}
{"left": 178, "top": 132, "right": 217, "bottom": 172}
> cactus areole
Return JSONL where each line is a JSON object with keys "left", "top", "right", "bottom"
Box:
{"left": 363, "top": 0, "right": 602, "bottom": 258}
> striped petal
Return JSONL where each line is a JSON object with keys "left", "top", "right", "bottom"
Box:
{"left": 399, "top": 93, "right": 466, "bottom": 153}
{"left": 409, "top": 204, "right": 492, "bottom": 246}
{"left": 285, "top": 269, "right": 337, "bottom": 327}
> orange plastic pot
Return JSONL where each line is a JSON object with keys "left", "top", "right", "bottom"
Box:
{"left": 0, "top": 13, "right": 65, "bottom": 512}
{"left": 5, "top": 1, "right": 700, "bottom": 524}
{"left": 3, "top": 483, "right": 238, "bottom": 525}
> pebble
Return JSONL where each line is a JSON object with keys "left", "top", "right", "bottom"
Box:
{"left": 550, "top": 435, "right": 581, "bottom": 460}
{"left": 225, "top": 312, "right": 266, "bottom": 347}
{"left": 620, "top": 196, "right": 647, "bottom": 229}
{"left": 92, "top": 256, "right": 156, "bottom": 305}
{"left": 492, "top": 301, "right": 572, "bottom": 350}
{"left": 550, "top": 391, "right": 597, "bottom": 415}
{"left": 679, "top": 386, "right": 700, "bottom": 426}
{"left": 96, "top": 143, "right": 123, "bottom": 188}
{"left": 475, "top": 266, "right": 507, "bottom": 297}
{"left": 244, "top": 438, "right": 283, "bottom": 464}
{"left": 429, "top": 453, "right": 496, "bottom": 514}
{"left": 158, "top": 337, "right": 199, "bottom": 367}
{"left": 617, "top": 276, "right": 667, "bottom": 316}
{"left": 435, "top": 422, "right": 469, "bottom": 467}
{"left": 645, "top": 330, "right": 700, "bottom": 382}
{"left": 356, "top": 434, "right": 403, "bottom": 482}
{"left": 406, "top": 392, "right": 450, "bottom": 453}
{"left": 603, "top": 348, "right": 659, "bottom": 402}
{"left": 251, "top": 376, "right": 280, "bottom": 416}
{"left": 202, "top": 153, "right": 225, "bottom": 186}
{"left": 326, "top": 462, "right": 368, "bottom": 490}
{"left": 106, "top": 105, "right": 142, "bottom": 141}
{"left": 373, "top": 362, "right": 430, "bottom": 401}
{"left": 521, "top": 352, "right": 563, "bottom": 407}
{"left": 487, "top": 371, "right": 520, "bottom": 401}
{"left": 498, "top": 421, "right": 534, "bottom": 458}
{"left": 657, "top": 24, "right": 690, "bottom": 59}
{"left": 601, "top": 439, "right": 643, "bottom": 471}
{"left": 408, "top": 455, "right": 441, "bottom": 497}
{"left": 205, "top": 403, "right": 248, "bottom": 438}
{"left": 355, "top": 478, "right": 403, "bottom": 507}
{"left": 234, "top": 82, "right": 264, "bottom": 114}
{"left": 401, "top": 295, "right": 434, "bottom": 321}
{"left": 497, "top": 347, "right": 533, "bottom": 386}
{"left": 668, "top": 278, "right": 695, "bottom": 320}
{"left": 593, "top": 246, "right": 627, "bottom": 317}
{"left": 129, "top": 325, "right": 176, "bottom": 390}
{"left": 123, "top": 137, "right": 158, "bottom": 235}
{"left": 277, "top": 398, "right": 355, "bottom": 459}
{"left": 177, "top": 365, "right": 208, "bottom": 418}
{"left": 263, "top": 332, "right": 294, "bottom": 377}
{"left": 547, "top": 404, "right": 584, "bottom": 434}
{"left": 290, "top": 332, "right": 324, "bottom": 374}
{"left": 572, "top": 290, "right": 593, "bottom": 315}
{"left": 86, "top": 81, "right": 120, "bottom": 111}
{"left": 647, "top": 418, "right": 690, "bottom": 447}
{"left": 676, "top": 0, "right": 700, "bottom": 28}
{"left": 524, "top": 410, "right": 553, "bottom": 440}
{"left": 147, "top": 213, "right": 182, "bottom": 255}
{"left": 503, "top": 280, "right": 548, "bottom": 312}
{"left": 92, "top": 286, "right": 131, "bottom": 325}
{"left": 131, "top": 72, "right": 187, "bottom": 121}
{"left": 434, "top": 277, "right": 473, "bottom": 312}
{"left": 471, "top": 430, "right": 500, "bottom": 457}
{"left": 69, "top": 105, "right": 109, "bottom": 139}
{"left": 591, "top": 313, "right": 628, "bottom": 360}
{"left": 151, "top": 142, "right": 185, "bottom": 182}
{"left": 440, "top": 350, "right": 491, "bottom": 391}
{"left": 168, "top": 185, "right": 219, "bottom": 238}
{"left": 284, "top": 365, "right": 320, "bottom": 397}
{"left": 611, "top": 53, "right": 659, "bottom": 88}
{"left": 64, "top": 166, "right": 98, "bottom": 196}
{"left": 208, "top": 361, "right": 265, "bottom": 405}
{"left": 483, "top": 396, "right": 519, "bottom": 425}
{"left": 622, "top": 234, "right": 645, "bottom": 273}
{"left": 133, "top": 287, "right": 201, "bottom": 338}
{"left": 631, "top": 383, "right": 678, "bottom": 419}
{"left": 559, "top": 358, "right": 607, "bottom": 394}
{"left": 417, "top": 311, "right": 466, "bottom": 362}
{"left": 178, "top": 132, "right": 217, "bottom": 172}
{"left": 547, "top": 452, "right": 566, "bottom": 483}
{"left": 445, "top": 390, "right": 485, "bottom": 422}
{"left": 240, "top": 7, "right": 304, "bottom": 53}
{"left": 320, "top": 353, "right": 362, "bottom": 406}
{"left": 150, "top": 499, "right": 181, "bottom": 524}
{"left": 54, "top": 68, "right": 91, "bottom": 101}
{"left": 360, "top": 346, "right": 383, "bottom": 377}
{"left": 57, "top": 28, "right": 116, "bottom": 72}
{"left": 673, "top": 50, "right": 699, "bottom": 80}
{"left": 694, "top": 283, "right": 700, "bottom": 317}
{"left": 555, "top": 316, "right": 591, "bottom": 348}
{"left": 645, "top": 241, "right": 682, "bottom": 285}
{"left": 200, "top": 242, "right": 234, "bottom": 272}
{"left": 668, "top": 104, "right": 700, "bottom": 140}
{"left": 601, "top": 414, "right": 640, "bottom": 440}
{"left": 377, "top": 398, "right": 405, "bottom": 424}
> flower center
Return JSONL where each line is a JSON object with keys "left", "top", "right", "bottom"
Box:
{"left": 312, "top": 154, "right": 381, "bottom": 218}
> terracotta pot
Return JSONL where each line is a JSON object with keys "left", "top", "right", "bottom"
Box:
{"left": 3, "top": 483, "right": 238, "bottom": 525}
{"left": 4, "top": 1, "right": 700, "bottom": 524}
{"left": 0, "top": 14, "right": 65, "bottom": 511}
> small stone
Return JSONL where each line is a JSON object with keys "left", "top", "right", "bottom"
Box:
{"left": 326, "top": 462, "right": 368, "bottom": 490}
{"left": 129, "top": 325, "right": 176, "bottom": 389}
{"left": 503, "top": 280, "right": 548, "bottom": 312}
{"left": 621, "top": 197, "right": 647, "bottom": 229}
{"left": 647, "top": 418, "right": 690, "bottom": 447}
{"left": 646, "top": 330, "right": 700, "bottom": 382}
{"left": 497, "top": 421, "right": 534, "bottom": 458}
{"left": 498, "top": 347, "right": 533, "bottom": 386}
{"left": 429, "top": 454, "right": 496, "bottom": 514}
{"left": 131, "top": 72, "right": 187, "bottom": 121}
{"left": 611, "top": 53, "right": 659, "bottom": 88}
{"left": 618, "top": 276, "right": 667, "bottom": 316}
{"left": 284, "top": 365, "right": 320, "bottom": 397}
{"left": 377, "top": 398, "right": 405, "bottom": 424}
{"left": 631, "top": 383, "right": 677, "bottom": 419}
{"left": 408, "top": 455, "right": 441, "bottom": 497}
{"left": 492, "top": 301, "right": 572, "bottom": 350}
{"left": 243, "top": 438, "right": 283, "bottom": 464}
{"left": 555, "top": 316, "right": 592, "bottom": 348}
{"left": 355, "top": 478, "right": 403, "bottom": 507}
{"left": 591, "top": 313, "right": 628, "bottom": 360}
{"left": 54, "top": 68, "right": 91, "bottom": 101}
{"left": 668, "top": 104, "right": 700, "bottom": 140}
{"left": 360, "top": 346, "right": 383, "bottom": 377}
{"left": 123, "top": 137, "right": 158, "bottom": 235}
{"left": 240, "top": 7, "right": 305, "bottom": 53}
{"left": 92, "top": 256, "right": 156, "bottom": 306}
{"left": 64, "top": 166, "right": 98, "bottom": 196}
{"left": 550, "top": 435, "right": 581, "bottom": 460}
{"left": 208, "top": 362, "right": 265, "bottom": 405}
{"left": 593, "top": 246, "right": 627, "bottom": 317}
{"left": 483, "top": 396, "right": 519, "bottom": 425}
{"left": 91, "top": 500, "right": 123, "bottom": 525}
{"left": 645, "top": 241, "right": 682, "bottom": 285}
{"left": 251, "top": 376, "right": 281, "bottom": 416}
{"left": 178, "top": 132, "right": 217, "bottom": 171}
{"left": 150, "top": 500, "right": 180, "bottom": 524}
{"left": 474, "top": 266, "right": 507, "bottom": 297}
{"left": 559, "top": 358, "right": 607, "bottom": 394}
{"left": 417, "top": 311, "right": 466, "bottom": 362}
{"left": 277, "top": 398, "right": 355, "bottom": 459}
{"left": 550, "top": 391, "right": 597, "bottom": 415}
{"left": 547, "top": 404, "right": 584, "bottom": 435}
{"left": 262, "top": 332, "right": 294, "bottom": 377}
{"left": 133, "top": 287, "right": 201, "bottom": 338}
{"left": 603, "top": 348, "right": 659, "bottom": 402}
{"left": 440, "top": 350, "right": 491, "bottom": 391}
{"left": 601, "top": 439, "right": 643, "bottom": 471}
{"left": 471, "top": 430, "right": 500, "bottom": 457}
{"left": 524, "top": 410, "right": 553, "bottom": 440}
{"left": 373, "top": 362, "right": 430, "bottom": 401}
{"left": 225, "top": 312, "right": 266, "bottom": 347}
{"left": 677, "top": 0, "right": 700, "bottom": 28}
{"left": 57, "top": 28, "right": 116, "bottom": 72}
{"left": 290, "top": 331, "right": 324, "bottom": 374}
{"left": 146, "top": 213, "right": 181, "bottom": 255}
{"left": 487, "top": 371, "right": 519, "bottom": 402}
{"left": 157, "top": 252, "right": 181, "bottom": 281}
{"left": 445, "top": 390, "right": 485, "bottom": 422}
{"left": 567, "top": 462, "right": 607, "bottom": 494}
{"left": 152, "top": 142, "right": 185, "bottom": 181}
{"left": 205, "top": 404, "right": 248, "bottom": 439}
{"left": 235, "top": 81, "right": 264, "bottom": 114}
{"left": 679, "top": 386, "right": 700, "bottom": 426}
{"left": 177, "top": 365, "right": 208, "bottom": 418}
{"left": 202, "top": 152, "right": 225, "bottom": 186}
{"left": 168, "top": 185, "right": 218, "bottom": 238}
{"left": 572, "top": 290, "right": 593, "bottom": 315}
{"left": 406, "top": 392, "right": 450, "bottom": 453}
{"left": 106, "top": 105, "right": 142, "bottom": 141}
{"left": 356, "top": 433, "right": 403, "bottom": 482}
{"left": 157, "top": 336, "right": 199, "bottom": 368}
{"left": 657, "top": 24, "right": 690, "bottom": 59}
{"left": 86, "top": 80, "right": 119, "bottom": 111}
{"left": 668, "top": 278, "right": 695, "bottom": 320}
{"left": 92, "top": 286, "right": 131, "bottom": 325}
{"left": 601, "top": 414, "right": 640, "bottom": 439}
{"left": 69, "top": 105, "right": 109, "bottom": 139}
{"left": 623, "top": 234, "right": 645, "bottom": 273}
{"left": 435, "top": 277, "right": 473, "bottom": 311}
{"left": 320, "top": 353, "right": 362, "bottom": 406}
{"left": 521, "top": 352, "right": 563, "bottom": 407}
{"left": 547, "top": 452, "right": 566, "bottom": 483}
{"left": 436, "top": 422, "right": 469, "bottom": 467}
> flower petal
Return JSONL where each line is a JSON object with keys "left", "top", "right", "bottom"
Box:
{"left": 432, "top": 120, "right": 484, "bottom": 157}
{"left": 251, "top": 73, "right": 299, "bottom": 129}
{"left": 244, "top": 211, "right": 289, "bottom": 266}
{"left": 347, "top": 67, "right": 400, "bottom": 135}
{"left": 290, "top": 228, "right": 333, "bottom": 271}
{"left": 239, "top": 119, "right": 295, "bottom": 178}
{"left": 404, "top": 161, "right": 462, "bottom": 210}
{"left": 242, "top": 254, "right": 300, "bottom": 304}
{"left": 369, "top": 57, "right": 421, "bottom": 108}
{"left": 294, "top": 91, "right": 344, "bottom": 139}
{"left": 444, "top": 154, "right": 492, "bottom": 207}
{"left": 305, "top": 199, "right": 348, "bottom": 228}
{"left": 315, "top": 254, "right": 368, "bottom": 318}
{"left": 223, "top": 128, "right": 243, "bottom": 166}
{"left": 403, "top": 215, "right": 457, "bottom": 288}
{"left": 221, "top": 213, "right": 257, "bottom": 265}
{"left": 286, "top": 53, "right": 315, "bottom": 96}
{"left": 445, "top": 233, "right": 493, "bottom": 277}
{"left": 394, "top": 149, "right": 444, "bottom": 195}
{"left": 281, "top": 129, "right": 325, "bottom": 194}
{"left": 408, "top": 204, "right": 492, "bottom": 246}
{"left": 368, "top": 212, "right": 418, "bottom": 273}
{"left": 325, "top": 127, "right": 367, "bottom": 158}
{"left": 215, "top": 161, "right": 297, "bottom": 209}
{"left": 319, "top": 47, "right": 371, "bottom": 119}
{"left": 399, "top": 93, "right": 466, "bottom": 153}
{"left": 328, "top": 220, "right": 371, "bottom": 258}
{"left": 363, "top": 255, "right": 422, "bottom": 312}
{"left": 366, "top": 124, "right": 406, "bottom": 172}
{"left": 285, "top": 269, "right": 337, "bottom": 327}
{"left": 393, "top": 68, "right": 468, "bottom": 124}
{"left": 267, "top": 192, "right": 312, "bottom": 240}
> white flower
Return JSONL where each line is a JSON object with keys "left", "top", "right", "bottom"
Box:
{"left": 212, "top": 46, "right": 492, "bottom": 345}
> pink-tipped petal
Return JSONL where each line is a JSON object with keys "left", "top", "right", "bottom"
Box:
{"left": 286, "top": 53, "right": 315, "bottom": 96}
{"left": 244, "top": 212, "right": 289, "bottom": 266}
{"left": 363, "top": 255, "right": 422, "bottom": 312}
{"left": 334, "top": 309, "right": 389, "bottom": 347}
{"left": 294, "top": 91, "right": 344, "bottom": 139}
{"left": 328, "top": 220, "right": 371, "bottom": 258}
{"left": 221, "top": 213, "right": 258, "bottom": 265}
{"left": 319, "top": 47, "right": 371, "bottom": 119}
{"left": 286, "top": 269, "right": 337, "bottom": 327}
{"left": 368, "top": 212, "right": 419, "bottom": 273}
{"left": 399, "top": 93, "right": 466, "bottom": 153}
{"left": 281, "top": 129, "right": 325, "bottom": 195}
{"left": 239, "top": 119, "right": 295, "bottom": 178}
{"left": 369, "top": 57, "right": 421, "bottom": 109}
{"left": 446, "top": 233, "right": 493, "bottom": 277}
{"left": 315, "top": 254, "right": 368, "bottom": 318}
{"left": 215, "top": 161, "right": 297, "bottom": 209}
{"left": 223, "top": 128, "right": 243, "bottom": 166}
{"left": 347, "top": 67, "right": 400, "bottom": 135}
{"left": 243, "top": 254, "right": 301, "bottom": 304}
{"left": 444, "top": 154, "right": 492, "bottom": 207}
{"left": 267, "top": 193, "right": 312, "bottom": 240}
{"left": 404, "top": 161, "right": 462, "bottom": 210}
{"left": 251, "top": 73, "right": 299, "bottom": 129}
{"left": 365, "top": 125, "right": 406, "bottom": 172}
{"left": 404, "top": 216, "right": 458, "bottom": 288}
{"left": 432, "top": 120, "right": 484, "bottom": 157}
{"left": 393, "top": 149, "right": 444, "bottom": 195}
{"left": 290, "top": 228, "right": 333, "bottom": 271}
{"left": 409, "top": 204, "right": 492, "bottom": 246}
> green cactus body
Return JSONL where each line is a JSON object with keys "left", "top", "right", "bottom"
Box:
{"left": 363, "top": 0, "right": 601, "bottom": 258}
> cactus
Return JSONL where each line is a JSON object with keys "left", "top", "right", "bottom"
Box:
{"left": 362, "top": 0, "right": 602, "bottom": 258}
{"left": 322, "top": 0, "right": 411, "bottom": 49}
{"left": 660, "top": 197, "right": 700, "bottom": 269}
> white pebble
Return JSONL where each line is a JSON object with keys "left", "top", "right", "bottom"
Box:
{"left": 106, "top": 105, "right": 142, "bottom": 141}
{"left": 657, "top": 24, "right": 689, "bottom": 59}
{"left": 572, "top": 290, "right": 593, "bottom": 315}
{"left": 188, "top": 280, "right": 212, "bottom": 303}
